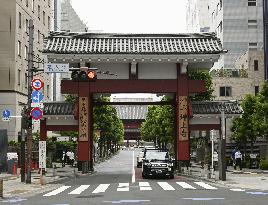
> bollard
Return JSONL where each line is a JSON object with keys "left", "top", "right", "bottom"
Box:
{"left": 53, "top": 164, "right": 57, "bottom": 177}
{"left": 0, "top": 179, "right": 3, "bottom": 198}
{"left": 13, "top": 163, "right": 17, "bottom": 175}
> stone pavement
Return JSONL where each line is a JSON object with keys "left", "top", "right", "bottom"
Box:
{"left": 181, "top": 163, "right": 268, "bottom": 191}
{"left": 0, "top": 164, "right": 81, "bottom": 198}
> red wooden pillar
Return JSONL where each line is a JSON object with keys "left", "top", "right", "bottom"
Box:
{"left": 40, "top": 118, "right": 47, "bottom": 141}
{"left": 176, "top": 63, "right": 190, "bottom": 166}
{"left": 78, "top": 82, "right": 93, "bottom": 171}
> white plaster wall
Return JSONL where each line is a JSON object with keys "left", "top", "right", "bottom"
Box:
{"left": 90, "top": 63, "right": 129, "bottom": 79}
{"left": 138, "top": 63, "right": 177, "bottom": 79}
{"left": 190, "top": 116, "right": 220, "bottom": 125}
{"left": 46, "top": 117, "right": 78, "bottom": 125}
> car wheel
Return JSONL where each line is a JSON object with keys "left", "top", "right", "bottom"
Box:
{"left": 169, "top": 174, "right": 174, "bottom": 179}
{"left": 142, "top": 172, "right": 147, "bottom": 179}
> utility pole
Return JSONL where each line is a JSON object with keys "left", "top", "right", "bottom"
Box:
{"left": 219, "top": 102, "right": 226, "bottom": 181}
{"left": 20, "top": 107, "right": 26, "bottom": 182}
{"left": 263, "top": 0, "right": 268, "bottom": 80}
{"left": 26, "top": 19, "right": 34, "bottom": 184}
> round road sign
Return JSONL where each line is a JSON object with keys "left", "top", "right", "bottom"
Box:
{"left": 31, "top": 107, "right": 43, "bottom": 120}
{"left": 31, "top": 79, "right": 44, "bottom": 91}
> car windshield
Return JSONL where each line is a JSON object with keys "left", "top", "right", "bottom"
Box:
{"left": 145, "top": 152, "right": 169, "bottom": 161}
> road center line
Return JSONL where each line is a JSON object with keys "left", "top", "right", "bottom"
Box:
{"left": 132, "top": 150, "right": 135, "bottom": 183}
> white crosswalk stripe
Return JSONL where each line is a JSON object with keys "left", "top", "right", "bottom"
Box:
{"left": 68, "top": 185, "right": 90, "bottom": 195}
{"left": 139, "top": 182, "right": 152, "bottom": 191}
{"left": 157, "top": 182, "right": 175, "bottom": 191}
{"left": 44, "top": 186, "right": 71, "bottom": 196}
{"left": 43, "top": 181, "right": 221, "bottom": 197}
{"left": 194, "top": 182, "right": 218, "bottom": 190}
{"left": 176, "top": 182, "right": 196, "bottom": 189}
{"left": 117, "top": 183, "right": 130, "bottom": 192}
{"left": 92, "top": 184, "right": 110, "bottom": 194}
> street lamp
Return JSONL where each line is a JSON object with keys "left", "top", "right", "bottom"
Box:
{"left": 219, "top": 102, "right": 226, "bottom": 181}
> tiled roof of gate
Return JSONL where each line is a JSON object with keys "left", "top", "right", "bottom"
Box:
{"left": 43, "top": 101, "right": 242, "bottom": 118}
{"left": 191, "top": 101, "right": 243, "bottom": 115}
{"left": 43, "top": 32, "right": 225, "bottom": 55}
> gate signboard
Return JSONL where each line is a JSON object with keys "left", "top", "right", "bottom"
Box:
{"left": 178, "top": 96, "right": 189, "bottom": 141}
{"left": 79, "top": 97, "right": 88, "bottom": 141}
{"left": 39, "top": 141, "right": 46, "bottom": 168}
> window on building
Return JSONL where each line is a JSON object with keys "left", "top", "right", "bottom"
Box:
{"left": 48, "top": 16, "right": 50, "bottom": 30}
{"left": 220, "top": 0, "right": 222, "bottom": 9}
{"left": 19, "top": 12, "right": 22, "bottom": 28}
{"left": 25, "top": 73, "right": 28, "bottom": 88}
{"left": 18, "top": 70, "right": 21, "bottom": 85}
{"left": 18, "top": 41, "right": 21, "bottom": 57}
{"left": 31, "top": 0, "right": 35, "bottom": 12}
{"left": 248, "top": 20, "right": 257, "bottom": 29}
{"left": 24, "top": 46, "right": 28, "bottom": 60}
{"left": 43, "top": 11, "right": 45, "bottom": 25}
{"left": 254, "top": 60, "right": 259, "bottom": 71}
{"left": 249, "top": 42, "right": 258, "bottom": 50}
{"left": 220, "top": 87, "right": 232, "bottom": 97}
{"left": 38, "top": 5, "right": 40, "bottom": 19}
{"left": 248, "top": 0, "right": 256, "bottom": 6}
{"left": 25, "top": 19, "right": 29, "bottom": 33}
{"left": 47, "top": 85, "right": 50, "bottom": 98}
{"left": 219, "top": 21, "right": 222, "bottom": 33}
{"left": 37, "top": 30, "right": 40, "bottom": 43}
{"left": 255, "top": 86, "right": 259, "bottom": 95}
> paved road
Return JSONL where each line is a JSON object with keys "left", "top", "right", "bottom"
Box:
{"left": 1, "top": 149, "right": 268, "bottom": 205}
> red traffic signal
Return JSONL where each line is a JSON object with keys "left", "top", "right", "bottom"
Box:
{"left": 71, "top": 68, "right": 97, "bottom": 82}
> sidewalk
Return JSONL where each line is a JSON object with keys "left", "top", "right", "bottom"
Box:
{"left": 181, "top": 163, "right": 268, "bottom": 191}
{"left": 0, "top": 164, "right": 80, "bottom": 198}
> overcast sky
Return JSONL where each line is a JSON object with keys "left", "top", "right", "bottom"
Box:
{"left": 71, "top": 0, "right": 188, "bottom": 33}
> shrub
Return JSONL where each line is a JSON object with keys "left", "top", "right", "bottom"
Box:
{"left": 260, "top": 159, "right": 268, "bottom": 170}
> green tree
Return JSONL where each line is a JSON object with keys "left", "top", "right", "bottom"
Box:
{"left": 188, "top": 70, "right": 214, "bottom": 101}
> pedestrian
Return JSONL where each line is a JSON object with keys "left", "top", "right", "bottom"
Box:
{"left": 62, "top": 151, "right": 67, "bottom": 167}
{"left": 234, "top": 149, "right": 243, "bottom": 170}
{"left": 231, "top": 147, "right": 237, "bottom": 168}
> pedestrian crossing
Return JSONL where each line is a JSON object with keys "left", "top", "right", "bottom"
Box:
{"left": 43, "top": 181, "right": 219, "bottom": 197}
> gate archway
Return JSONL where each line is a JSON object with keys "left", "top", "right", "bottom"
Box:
{"left": 42, "top": 32, "right": 228, "bottom": 172}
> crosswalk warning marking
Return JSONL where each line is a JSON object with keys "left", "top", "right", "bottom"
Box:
{"left": 117, "top": 183, "right": 130, "bottom": 192}
{"left": 157, "top": 182, "right": 175, "bottom": 191}
{"left": 68, "top": 185, "right": 90, "bottom": 195}
{"left": 176, "top": 182, "right": 196, "bottom": 189}
{"left": 92, "top": 184, "right": 110, "bottom": 194}
{"left": 43, "top": 186, "right": 71, "bottom": 196}
{"left": 139, "top": 182, "right": 152, "bottom": 191}
{"left": 194, "top": 182, "right": 217, "bottom": 190}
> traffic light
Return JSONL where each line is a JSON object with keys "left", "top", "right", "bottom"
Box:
{"left": 71, "top": 68, "right": 97, "bottom": 82}
{"left": 27, "top": 116, "right": 32, "bottom": 129}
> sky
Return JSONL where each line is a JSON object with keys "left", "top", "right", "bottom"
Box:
{"left": 71, "top": 0, "right": 188, "bottom": 33}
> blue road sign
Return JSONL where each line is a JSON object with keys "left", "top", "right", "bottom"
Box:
{"left": 31, "top": 107, "right": 43, "bottom": 120}
{"left": 2, "top": 109, "right": 11, "bottom": 118}
{"left": 31, "top": 90, "right": 44, "bottom": 103}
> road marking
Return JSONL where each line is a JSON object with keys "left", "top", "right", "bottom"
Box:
{"left": 176, "top": 182, "right": 196, "bottom": 189}
{"left": 68, "top": 185, "right": 90, "bottom": 195}
{"left": 104, "top": 200, "right": 151, "bottom": 203}
{"left": 92, "top": 184, "right": 110, "bottom": 194}
{"left": 230, "top": 188, "right": 245, "bottom": 192}
{"left": 139, "top": 182, "right": 152, "bottom": 191}
{"left": 117, "top": 183, "right": 130, "bottom": 192}
{"left": 194, "top": 182, "right": 217, "bottom": 190}
{"left": 246, "top": 192, "right": 268, "bottom": 195}
{"left": 183, "top": 198, "right": 224, "bottom": 201}
{"left": 132, "top": 151, "right": 135, "bottom": 183}
{"left": 157, "top": 182, "right": 175, "bottom": 191}
{"left": 43, "top": 186, "right": 71, "bottom": 196}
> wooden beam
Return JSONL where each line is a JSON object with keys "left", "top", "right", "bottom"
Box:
{"left": 189, "top": 124, "right": 221, "bottom": 131}
{"left": 93, "top": 101, "right": 175, "bottom": 105}
{"left": 46, "top": 125, "right": 78, "bottom": 131}
{"left": 61, "top": 79, "right": 205, "bottom": 94}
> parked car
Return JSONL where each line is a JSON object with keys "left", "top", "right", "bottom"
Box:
{"left": 142, "top": 150, "right": 174, "bottom": 179}
{"left": 137, "top": 151, "right": 144, "bottom": 168}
